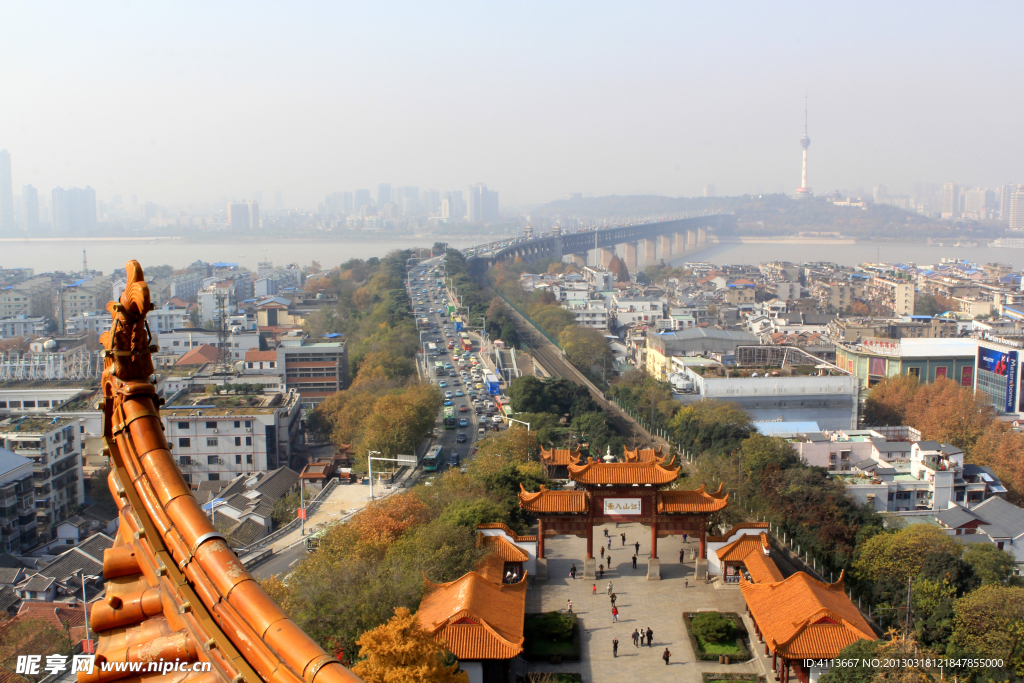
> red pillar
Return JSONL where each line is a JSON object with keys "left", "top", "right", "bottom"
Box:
{"left": 772, "top": 651, "right": 777, "bottom": 670}
{"left": 537, "top": 518, "right": 545, "bottom": 559}
{"left": 650, "top": 519, "right": 658, "bottom": 559}
{"left": 586, "top": 518, "right": 593, "bottom": 559}
{"left": 764, "top": 642, "right": 769, "bottom": 656}
{"left": 699, "top": 518, "right": 707, "bottom": 559}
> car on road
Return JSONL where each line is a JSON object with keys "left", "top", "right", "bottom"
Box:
{"left": 458, "top": 418, "right": 468, "bottom": 427}
{"left": 456, "top": 433, "right": 467, "bottom": 443}
{"left": 478, "top": 427, "right": 486, "bottom": 436}
{"left": 491, "top": 415, "right": 503, "bottom": 424}
{"left": 445, "top": 391, "right": 453, "bottom": 398}
{"left": 455, "top": 390, "right": 464, "bottom": 397}
{"left": 459, "top": 405, "right": 469, "bottom": 412}
{"left": 438, "top": 381, "right": 447, "bottom": 388}
{"left": 478, "top": 415, "right": 488, "bottom": 424}
{"left": 475, "top": 406, "right": 484, "bottom": 414}
{"left": 448, "top": 453, "right": 460, "bottom": 466}
{"left": 475, "top": 383, "right": 483, "bottom": 390}
{"left": 448, "top": 370, "right": 456, "bottom": 377}
{"left": 443, "top": 399, "right": 452, "bottom": 406}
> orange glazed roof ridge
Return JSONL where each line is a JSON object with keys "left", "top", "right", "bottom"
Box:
{"left": 480, "top": 535, "right": 529, "bottom": 563}
{"left": 89, "top": 261, "right": 362, "bottom": 683}
{"left": 739, "top": 570, "right": 875, "bottom": 659}
{"left": 539, "top": 446, "right": 584, "bottom": 467}
{"left": 707, "top": 521, "right": 769, "bottom": 543}
{"left": 567, "top": 458, "right": 680, "bottom": 486}
{"left": 475, "top": 522, "right": 537, "bottom": 542}
{"left": 657, "top": 487, "right": 729, "bottom": 514}
{"left": 518, "top": 484, "right": 589, "bottom": 513}
{"left": 417, "top": 571, "right": 526, "bottom": 660}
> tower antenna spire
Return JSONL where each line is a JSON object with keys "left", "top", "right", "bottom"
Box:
{"left": 796, "top": 95, "right": 811, "bottom": 199}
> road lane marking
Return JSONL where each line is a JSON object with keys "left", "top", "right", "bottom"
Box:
{"left": 289, "top": 559, "right": 299, "bottom": 567}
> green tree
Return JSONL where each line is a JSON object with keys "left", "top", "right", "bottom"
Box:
{"left": 854, "top": 525, "right": 960, "bottom": 584}
{"left": 738, "top": 433, "right": 799, "bottom": 481}
{"left": 818, "top": 639, "right": 883, "bottom": 683}
{"left": 964, "top": 543, "right": 1018, "bottom": 586}
{"left": 668, "top": 399, "right": 752, "bottom": 456}
{"left": 950, "top": 585, "right": 1024, "bottom": 676}
{"left": 304, "top": 306, "right": 345, "bottom": 337}
{"left": 559, "top": 325, "right": 611, "bottom": 377}
{"left": 689, "top": 612, "right": 734, "bottom": 644}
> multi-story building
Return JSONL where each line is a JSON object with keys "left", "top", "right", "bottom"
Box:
{"left": 57, "top": 276, "right": 113, "bottom": 333}
{"left": 0, "top": 417, "right": 83, "bottom": 540}
{"left": 22, "top": 185, "right": 38, "bottom": 233}
{"left": 811, "top": 281, "right": 854, "bottom": 312}
{"left": 835, "top": 337, "right": 977, "bottom": 389}
{"left": 162, "top": 389, "right": 301, "bottom": 484}
{"left": 1011, "top": 190, "right": 1024, "bottom": 231}
{"left": 227, "top": 201, "right": 260, "bottom": 230}
{"left": 645, "top": 328, "right": 759, "bottom": 380}
{"left": 277, "top": 337, "right": 348, "bottom": 409}
{"left": 610, "top": 295, "right": 664, "bottom": 328}
{"left": 66, "top": 305, "right": 189, "bottom": 338}
{"left": 0, "top": 276, "right": 55, "bottom": 318}
{"left": 867, "top": 276, "right": 915, "bottom": 316}
{"left": 0, "top": 447, "right": 38, "bottom": 553}
{"left": 0, "top": 315, "right": 48, "bottom": 339}
{"left": 941, "top": 182, "right": 959, "bottom": 219}
{"left": 156, "top": 328, "right": 261, "bottom": 366}
{"left": 467, "top": 184, "right": 499, "bottom": 224}
{"left": 51, "top": 187, "right": 97, "bottom": 232}
{"left": 563, "top": 301, "right": 609, "bottom": 330}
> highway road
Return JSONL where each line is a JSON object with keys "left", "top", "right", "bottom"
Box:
{"left": 251, "top": 542, "right": 307, "bottom": 579}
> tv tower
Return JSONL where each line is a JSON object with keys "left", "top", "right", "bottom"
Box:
{"left": 796, "top": 97, "right": 811, "bottom": 199}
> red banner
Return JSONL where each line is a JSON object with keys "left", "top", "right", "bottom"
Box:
{"left": 298, "top": 508, "right": 307, "bottom": 520}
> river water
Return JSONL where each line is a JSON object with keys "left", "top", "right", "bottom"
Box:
{"left": 0, "top": 236, "right": 479, "bottom": 273}
{"left": 2, "top": 235, "right": 1017, "bottom": 274}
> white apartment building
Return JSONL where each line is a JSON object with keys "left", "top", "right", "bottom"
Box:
{"left": 163, "top": 390, "right": 302, "bottom": 484}
{"left": 0, "top": 417, "right": 84, "bottom": 540}
{"left": 0, "top": 277, "right": 54, "bottom": 319}
{"left": 0, "top": 448, "right": 39, "bottom": 553}
{"left": 66, "top": 305, "right": 190, "bottom": 337}
{"left": 562, "top": 301, "right": 609, "bottom": 330}
{"left": 157, "top": 328, "right": 261, "bottom": 364}
{"left": 582, "top": 267, "right": 615, "bottom": 291}
{"left": 0, "top": 315, "right": 48, "bottom": 339}
{"left": 57, "top": 276, "right": 113, "bottom": 333}
{"left": 610, "top": 295, "right": 664, "bottom": 327}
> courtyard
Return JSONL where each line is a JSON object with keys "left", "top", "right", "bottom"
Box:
{"left": 525, "top": 521, "right": 771, "bottom": 683}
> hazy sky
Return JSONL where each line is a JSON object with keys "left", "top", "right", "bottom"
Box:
{"left": 2, "top": 1, "right": 1022, "bottom": 209}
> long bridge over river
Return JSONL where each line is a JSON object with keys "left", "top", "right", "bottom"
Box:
{"left": 465, "top": 213, "right": 733, "bottom": 272}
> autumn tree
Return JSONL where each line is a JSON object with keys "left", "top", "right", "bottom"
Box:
{"left": 949, "top": 585, "right": 1024, "bottom": 677}
{"left": 474, "top": 427, "right": 540, "bottom": 464}
{"left": 558, "top": 325, "right": 612, "bottom": 376}
{"left": 862, "top": 374, "right": 920, "bottom": 426}
{"left": 971, "top": 424, "right": 1024, "bottom": 503}
{"left": 351, "top": 607, "right": 468, "bottom": 683}
{"left": 904, "top": 377, "right": 995, "bottom": 453}
{"left": 963, "top": 543, "right": 1018, "bottom": 586}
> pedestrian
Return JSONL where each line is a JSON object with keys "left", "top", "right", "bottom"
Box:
{"left": 632, "top": 629, "right": 640, "bottom": 647}
{"left": 612, "top": 606, "right": 618, "bottom": 623}
{"left": 662, "top": 648, "right": 671, "bottom": 665}
{"left": 600, "top": 546, "right": 605, "bottom": 559}
{"left": 684, "top": 578, "right": 688, "bottom": 589}
{"left": 632, "top": 554, "right": 637, "bottom": 569}
{"left": 607, "top": 537, "right": 612, "bottom": 550}
{"left": 604, "top": 528, "right": 609, "bottom": 537}
{"left": 610, "top": 593, "right": 617, "bottom": 606}
{"left": 612, "top": 638, "right": 619, "bottom": 657}
{"left": 634, "top": 541, "right": 640, "bottom": 555}
{"left": 567, "top": 599, "right": 572, "bottom": 613}
{"left": 621, "top": 532, "right": 626, "bottom": 546}
{"left": 607, "top": 581, "right": 613, "bottom": 595}
{"left": 592, "top": 584, "right": 597, "bottom": 595}
{"left": 598, "top": 564, "right": 604, "bottom": 579}
{"left": 646, "top": 627, "right": 653, "bottom": 646}
{"left": 570, "top": 563, "right": 577, "bottom": 579}
{"left": 683, "top": 533, "right": 688, "bottom": 544}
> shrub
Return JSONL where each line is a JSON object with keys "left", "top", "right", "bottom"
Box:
{"left": 529, "top": 612, "right": 574, "bottom": 641}
{"left": 691, "top": 612, "right": 734, "bottom": 644}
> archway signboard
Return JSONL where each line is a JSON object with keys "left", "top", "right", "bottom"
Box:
{"left": 520, "top": 446, "right": 728, "bottom": 579}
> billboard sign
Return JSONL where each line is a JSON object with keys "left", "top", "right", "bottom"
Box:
{"left": 603, "top": 498, "right": 642, "bottom": 516}
{"left": 1007, "top": 351, "right": 1019, "bottom": 413}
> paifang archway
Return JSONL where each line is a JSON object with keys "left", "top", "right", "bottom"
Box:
{"left": 519, "top": 447, "right": 729, "bottom": 579}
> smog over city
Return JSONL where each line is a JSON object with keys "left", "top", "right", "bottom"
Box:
{"left": 0, "top": 3, "right": 1022, "bottom": 683}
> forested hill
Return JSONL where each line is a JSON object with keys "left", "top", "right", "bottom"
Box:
{"left": 530, "top": 194, "right": 1005, "bottom": 242}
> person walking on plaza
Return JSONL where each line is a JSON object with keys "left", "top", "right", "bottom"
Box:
{"left": 606, "top": 580, "right": 613, "bottom": 595}
{"left": 607, "top": 536, "right": 612, "bottom": 550}
{"left": 662, "top": 648, "right": 672, "bottom": 665}
{"left": 598, "top": 564, "right": 604, "bottom": 579}
{"left": 592, "top": 583, "right": 597, "bottom": 595}
{"left": 634, "top": 541, "right": 640, "bottom": 555}
{"left": 632, "top": 554, "right": 637, "bottom": 569}
{"left": 646, "top": 627, "right": 653, "bottom": 646}
{"left": 600, "top": 546, "right": 605, "bottom": 559}
{"left": 683, "top": 533, "right": 688, "bottom": 544}
{"left": 611, "top": 606, "right": 618, "bottom": 622}
{"left": 632, "top": 629, "right": 640, "bottom": 647}
{"left": 685, "top": 578, "right": 688, "bottom": 589}
{"left": 620, "top": 532, "right": 626, "bottom": 546}
{"left": 567, "top": 599, "right": 572, "bottom": 613}
{"left": 613, "top": 638, "right": 619, "bottom": 657}
{"left": 680, "top": 548, "right": 685, "bottom": 563}
{"left": 570, "top": 563, "right": 577, "bottom": 579}
{"left": 610, "top": 593, "right": 617, "bottom": 606}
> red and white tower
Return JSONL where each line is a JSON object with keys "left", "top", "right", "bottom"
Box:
{"left": 796, "top": 98, "right": 811, "bottom": 199}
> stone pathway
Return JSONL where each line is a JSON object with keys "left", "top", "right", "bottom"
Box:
{"left": 525, "top": 522, "right": 769, "bottom": 683}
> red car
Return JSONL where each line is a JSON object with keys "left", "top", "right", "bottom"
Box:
{"left": 447, "top": 341, "right": 455, "bottom": 349}
{"left": 459, "top": 405, "right": 469, "bottom": 412}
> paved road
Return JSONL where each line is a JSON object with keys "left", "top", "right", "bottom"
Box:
{"left": 252, "top": 542, "right": 306, "bottom": 580}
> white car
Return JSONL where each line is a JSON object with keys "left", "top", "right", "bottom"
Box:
{"left": 491, "top": 415, "right": 502, "bottom": 424}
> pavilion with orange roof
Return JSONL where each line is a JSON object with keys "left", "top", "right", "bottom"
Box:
{"left": 519, "top": 449, "right": 728, "bottom": 578}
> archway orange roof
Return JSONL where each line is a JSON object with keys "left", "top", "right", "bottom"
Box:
{"left": 567, "top": 458, "right": 680, "bottom": 486}
{"left": 518, "top": 484, "right": 589, "bottom": 513}
{"left": 539, "top": 446, "right": 584, "bottom": 467}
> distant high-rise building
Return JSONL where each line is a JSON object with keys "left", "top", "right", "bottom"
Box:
{"left": 248, "top": 201, "right": 260, "bottom": 230}
{"left": 274, "top": 190, "right": 283, "bottom": 210}
{"left": 354, "top": 189, "right": 372, "bottom": 212}
{"left": 441, "top": 190, "right": 466, "bottom": 220}
{"left": 228, "top": 202, "right": 250, "bottom": 230}
{"left": 421, "top": 189, "right": 440, "bottom": 215}
{"left": 873, "top": 185, "right": 887, "bottom": 203}
{"left": 323, "top": 191, "right": 353, "bottom": 215}
{"left": 377, "top": 183, "right": 391, "bottom": 206}
{"left": 941, "top": 183, "right": 959, "bottom": 219}
{"left": 22, "top": 186, "right": 38, "bottom": 232}
{"left": 1000, "top": 185, "right": 1021, "bottom": 220}
{"left": 1010, "top": 191, "right": 1024, "bottom": 230}
{"left": 795, "top": 99, "right": 811, "bottom": 199}
{"left": 52, "top": 186, "right": 97, "bottom": 232}
{"left": 963, "top": 188, "right": 989, "bottom": 218}
{"left": 703, "top": 184, "right": 716, "bottom": 198}
{"left": 467, "top": 184, "right": 499, "bottom": 224}
{"left": 0, "top": 150, "right": 13, "bottom": 232}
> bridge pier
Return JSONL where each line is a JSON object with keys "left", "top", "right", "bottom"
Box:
{"left": 599, "top": 247, "right": 615, "bottom": 268}
{"left": 659, "top": 235, "right": 672, "bottom": 259}
{"left": 623, "top": 242, "right": 638, "bottom": 270}
{"left": 570, "top": 254, "right": 586, "bottom": 267}
{"left": 643, "top": 238, "right": 658, "bottom": 267}
{"left": 698, "top": 227, "right": 707, "bottom": 246}
{"left": 675, "top": 233, "right": 687, "bottom": 255}
{"left": 687, "top": 230, "right": 697, "bottom": 251}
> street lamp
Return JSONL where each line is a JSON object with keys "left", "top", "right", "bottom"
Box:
{"left": 367, "top": 451, "right": 409, "bottom": 501}
{"left": 507, "top": 418, "right": 531, "bottom": 431}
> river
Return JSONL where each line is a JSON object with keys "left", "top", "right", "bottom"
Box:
{"left": 665, "top": 241, "right": 1018, "bottom": 268}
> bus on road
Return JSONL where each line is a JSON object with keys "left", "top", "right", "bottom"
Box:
{"left": 427, "top": 342, "right": 437, "bottom": 354}
{"left": 460, "top": 332, "right": 473, "bottom": 351}
{"left": 434, "top": 361, "right": 445, "bottom": 376}
{"left": 443, "top": 406, "right": 457, "bottom": 429}
{"left": 423, "top": 445, "right": 443, "bottom": 472}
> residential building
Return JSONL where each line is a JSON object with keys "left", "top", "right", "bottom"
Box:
{"left": 51, "top": 187, "right": 97, "bottom": 232}
{"left": 867, "top": 276, "right": 915, "bottom": 316}
{"left": 0, "top": 448, "right": 38, "bottom": 553}
{"left": 0, "top": 417, "right": 84, "bottom": 540}
{"left": 57, "top": 276, "right": 113, "bottom": 333}
{"left": 835, "top": 337, "right": 977, "bottom": 389}
{"left": 1011, "top": 190, "right": 1024, "bottom": 230}
{"left": 0, "top": 315, "right": 47, "bottom": 339}
{"left": 163, "top": 389, "right": 302, "bottom": 483}
{"left": 467, "top": 183, "right": 499, "bottom": 224}
{"left": 22, "top": 185, "right": 38, "bottom": 233}
{"left": 0, "top": 276, "right": 55, "bottom": 318}
{"left": 277, "top": 338, "right": 349, "bottom": 408}
{"left": 204, "top": 468, "right": 299, "bottom": 547}
{"left": 934, "top": 497, "right": 1024, "bottom": 569}
{"left": 645, "top": 328, "right": 759, "bottom": 378}
{"left": 941, "top": 182, "right": 959, "bottom": 219}
{"left": 563, "top": 301, "right": 609, "bottom": 330}
{"left": 228, "top": 201, "right": 260, "bottom": 230}
{"left": 156, "top": 328, "right": 260, "bottom": 365}
{"left": 611, "top": 295, "right": 664, "bottom": 327}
